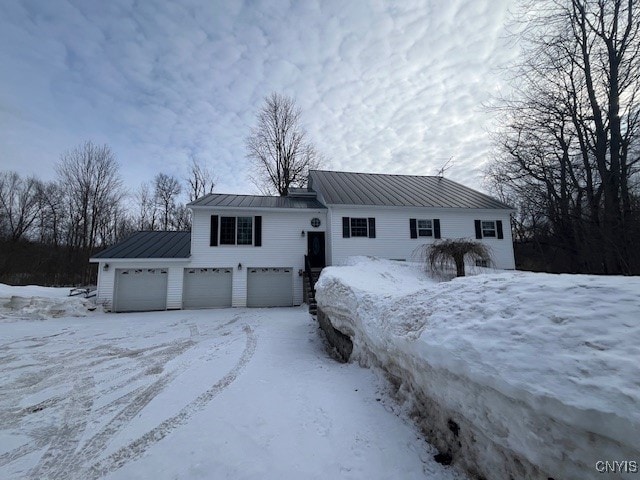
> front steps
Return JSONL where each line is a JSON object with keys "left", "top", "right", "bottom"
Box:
{"left": 303, "top": 268, "right": 322, "bottom": 315}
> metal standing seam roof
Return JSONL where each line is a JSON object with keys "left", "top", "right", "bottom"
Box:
{"left": 308, "top": 170, "right": 513, "bottom": 210}
{"left": 91, "top": 231, "right": 191, "bottom": 259}
{"left": 188, "top": 193, "right": 326, "bottom": 209}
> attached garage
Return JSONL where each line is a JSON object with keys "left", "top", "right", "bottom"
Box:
{"left": 183, "top": 268, "right": 232, "bottom": 309}
{"left": 114, "top": 268, "right": 168, "bottom": 312}
{"left": 247, "top": 267, "right": 293, "bottom": 307}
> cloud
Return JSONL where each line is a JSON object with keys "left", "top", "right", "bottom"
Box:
{"left": 0, "top": 0, "right": 519, "bottom": 198}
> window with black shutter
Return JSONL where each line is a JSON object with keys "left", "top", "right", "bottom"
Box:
{"left": 475, "top": 220, "right": 502, "bottom": 239}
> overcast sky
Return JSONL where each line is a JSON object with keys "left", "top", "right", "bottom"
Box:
{"left": 0, "top": 0, "right": 518, "bottom": 197}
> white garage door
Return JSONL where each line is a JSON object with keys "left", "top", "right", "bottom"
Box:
{"left": 247, "top": 267, "right": 293, "bottom": 307}
{"left": 183, "top": 268, "right": 232, "bottom": 309}
{"left": 114, "top": 268, "right": 168, "bottom": 312}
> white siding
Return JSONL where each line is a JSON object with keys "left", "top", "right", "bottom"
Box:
{"left": 329, "top": 206, "right": 515, "bottom": 269}
{"left": 191, "top": 208, "right": 327, "bottom": 307}
{"left": 94, "top": 261, "right": 187, "bottom": 311}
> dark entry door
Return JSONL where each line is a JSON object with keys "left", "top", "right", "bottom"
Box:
{"left": 307, "top": 232, "right": 326, "bottom": 268}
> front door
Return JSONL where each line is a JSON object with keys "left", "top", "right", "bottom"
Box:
{"left": 307, "top": 232, "right": 326, "bottom": 268}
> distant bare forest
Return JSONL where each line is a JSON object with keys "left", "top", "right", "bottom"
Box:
{"left": 0, "top": 141, "right": 215, "bottom": 286}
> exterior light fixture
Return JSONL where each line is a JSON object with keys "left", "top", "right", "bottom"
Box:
{"left": 237, "top": 263, "right": 242, "bottom": 270}
{"left": 103, "top": 263, "right": 109, "bottom": 271}
{"left": 301, "top": 230, "right": 305, "bottom": 237}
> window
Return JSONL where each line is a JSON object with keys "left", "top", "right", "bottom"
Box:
{"left": 213, "top": 215, "right": 261, "bottom": 247}
{"left": 310, "top": 217, "right": 321, "bottom": 228}
{"left": 481, "top": 221, "right": 496, "bottom": 238}
{"left": 350, "top": 218, "right": 368, "bottom": 237}
{"left": 475, "top": 219, "right": 503, "bottom": 239}
{"left": 220, "top": 217, "right": 236, "bottom": 245}
{"left": 410, "top": 218, "right": 440, "bottom": 239}
{"left": 417, "top": 219, "right": 433, "bottom": 237}
{"left": 475, "top": 259, "right": 489, "bottom": 267}
{"left": 220, "top": 216, "right": 253, "bottom": 245}
{"left": 342, "top": 217, "right": 375, "bottom": 238}
{"left": 237, "top": 216, "right": 253, "bottom": 245}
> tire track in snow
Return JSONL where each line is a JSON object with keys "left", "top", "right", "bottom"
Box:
{"left": 85, "top": 324, "right": 257, "bottom": 479}
{"left": 28, "top": 374, "right": 95, "bottom": 480}
{"left": 0, "top": 438, "right": 48, "bottom": 468}
{"left": 61, "top": 340, "right": 201, "bottom": 477}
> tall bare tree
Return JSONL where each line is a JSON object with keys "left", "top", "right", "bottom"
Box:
{"left": 246, "top": 92, "right": 322, "bottom": 196}
{"left": 186, "top": 156, "right": 217, "bottom": 202}
{"left": 0, "top": 171, "right": 41, "bottom": 242}
{"left": 488, "top": 0, "right": 640, "bottom": 274}
{"left": 154, "top": 173, "right": 182, "bottom": 230}
{"left": 56, "top": 141, "right": 124, "bottom": 252}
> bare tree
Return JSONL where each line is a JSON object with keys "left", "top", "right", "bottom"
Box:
{"left": 0, "top": 171, "right": 41, "bottom": 242}
{"left": 246, "top": 92, "right": 323, "bottom": 196}
{"left": 154, "top": 173, "right": 182, "bottom": 230}
{"left": 134, "top": 182, "right": 158, "bottom": 230}
{"left": 172, "top": 204, "right": 191, "bottom": 231}
{"left": 488, "top": 0, "right": 640, "bottom": 274}
{"left": 34, "top": 181, "right": 64, "bottom": 246}
{"left": 56, "top": 141, "right": 125, "bottom": 252}
{"left": 186, "top": 156, "right": 217, "bottom": 202}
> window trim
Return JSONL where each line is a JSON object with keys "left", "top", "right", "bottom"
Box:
{"left": 417, "top": 219, "right": 433, "bottom": 237}
{"left": 350, "top": 217, "right": 369, "bottom": 237}
{"left": 481, "top": 220, "right": 497, "bottom": 238}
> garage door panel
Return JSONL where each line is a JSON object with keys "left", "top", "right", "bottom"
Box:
{"left": 115, "top": 268, "right": 168, "bottom": 312}
{"left": 247, "top": 267, "right": 293, "bottom": 308}
{"left": 183, "top": 268, "right": 232, "bottom": 309}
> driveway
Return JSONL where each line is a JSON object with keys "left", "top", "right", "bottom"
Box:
{"left": 0, "top": 307, "right": 464, "bottom": 480}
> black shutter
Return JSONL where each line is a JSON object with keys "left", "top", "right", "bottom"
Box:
{"left": 342, "top": 217, "right": 350, "bottom": 238}
{"left": 368, "top": 218, "right": 376, "bottom": 238}
{"left": 409, "top": 219, "right": 417, "bottom": 239}
{"left": 496, "top": 220, "right": 504, "bottom": 239}
{"left": 433, "top": 219, "right": 441, "bottom": 239}
{"left": 210, "top": 215, "right": 218, "bottom": 246}
{"left": 254, "top": 216, "right": 262, "bottom": 246}
{"left": 474, "top": 220, "right": 482, "bottom": 239}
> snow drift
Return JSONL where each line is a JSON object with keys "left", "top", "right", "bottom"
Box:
{"left": 0, "top": 283, "right": 98, "bottom": 320}
{"left": 315, "top": 257, "right": 640, "bottom": 480}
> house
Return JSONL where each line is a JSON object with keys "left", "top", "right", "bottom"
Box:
{"left": 91, "top": 170, "right": 515, "bottom": 312}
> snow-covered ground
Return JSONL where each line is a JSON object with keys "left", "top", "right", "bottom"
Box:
{"left": 0, "top": 285, "right": 466, "bottom": 480}
{"left": 316, "top": 257, "right": 640, "bottom": 480}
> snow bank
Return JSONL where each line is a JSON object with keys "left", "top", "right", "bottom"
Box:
{"left": 316, "top": 257, "right": 640, "bottom": 480}
{"left": 0, "top": 283, "right": 98, "bottom": 320}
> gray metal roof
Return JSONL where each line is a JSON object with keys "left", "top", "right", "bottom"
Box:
{"left": 92, "top": 231, "right": 191, "bottom": 259}
{"left": 188, "top": 193, "right": 326, "bottom": 209}
{"left": 309, "top": 170, "right": 513, "bottom": 209}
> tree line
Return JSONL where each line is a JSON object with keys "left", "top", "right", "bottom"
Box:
{"left": 1, "top": 92, "right": 322, "bottom": 286}
{"left": 488, "top": 0, "right": 640, "bottom": 275}
{"left": 0, "top": 141, "right": 216, "bottom": 285}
